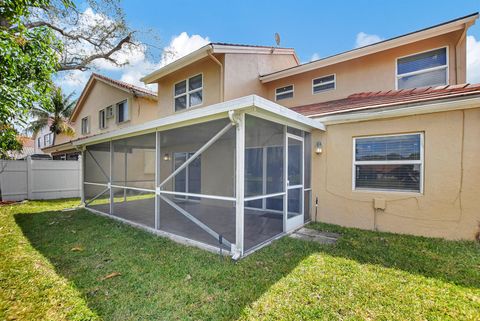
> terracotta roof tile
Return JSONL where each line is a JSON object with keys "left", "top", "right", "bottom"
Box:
{"left": 92, "top": 73, "right": 157, "bottom": 97}
{"left": 291, "top": 84, "right": 480, "bottom": 117}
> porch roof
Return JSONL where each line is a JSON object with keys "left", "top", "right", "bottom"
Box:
{"left": 73, "top": 95, "right": 325, "bottom": 147}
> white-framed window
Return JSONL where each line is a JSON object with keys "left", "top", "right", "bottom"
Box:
{"left": 116, "top": 100, "right": 129, "bottom": 123}
{"left": 275, "top": 85, "right": 294, "bottom": 101}
{"left": 312, "top": 74, "right": 335, "bottom": 94}
{"left": 396, "top": 47, "right": 448, "bottom": 90}
{"left": 106, "top": 105, "right": 114, "bottom": 119}
{"left": 43, "top": 133, "right": 52, "bottom": 146}
{"left": 353, "top": 133, "right": 423, "bottom": 193}
{"left": 37, "top": 137, "right": 41, "bottom": 148}
{"left": 81, "top": 116, "right": 89, "bottom": 135}
{"left": 174, "top": 74, "right": 203, "bottom": 112}
{"left": 99, "top": 109, "right": 107, "bottom": 129}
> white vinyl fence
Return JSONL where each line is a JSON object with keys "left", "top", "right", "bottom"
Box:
{"left": 0, "top": 157, "right": 82, "bottom": 201}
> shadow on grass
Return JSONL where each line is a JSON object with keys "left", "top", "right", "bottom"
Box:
{"left": 308, "top": 222, "right": 480, "bottom": 290}
{"left": 14, "top": 209, "right": 317, "bottom": 321}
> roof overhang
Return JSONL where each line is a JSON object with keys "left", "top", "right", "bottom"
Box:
{"left": 314, "top": 95, "right": 480, "bottom": 125}
{"left": 260, "top": 13, "right": 478, "bottom": 83}
{"left": 42, "top": 141, "right": 76, "bottom": 154}
{"left": 73, "top": 95, "right": 325, "bottom": 147}
{"left": 70, "top": 74, "right": 157, "bottom": 122}
{"left": 141, "top": 43, "right": 299, "bottom": 84}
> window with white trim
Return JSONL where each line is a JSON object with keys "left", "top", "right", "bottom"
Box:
{"left": 37, "top": 137, "right": 41, "bottom": 148}
{"left": 81, "top": 116, "right": 89, "bottom": 135}
{"left": 99, "top": 109, "right": 107, "bottom": 129}
{"left": 396, "top": 47, "right": 447, "bottom": 89}
{"left": 43, "top": 133, "right": 52, "bottom": 146}
{"left": 116, "top": 100, "right": 129, "bottom": 123}
{"left": 353, "top": 133, "right": 423, "bottom": 192}
{"left": 275, "top": 85, "right": 294, "bottom": 101}
{"left": 313, "top": 74, "right": 335, "bottom": 94}
{"left": 174, "top": 74, "right": 203, "bottom": 111}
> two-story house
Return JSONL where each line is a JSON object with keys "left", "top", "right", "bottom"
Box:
{"left": 48, "top": 13, "right": 480, "bottom": 258}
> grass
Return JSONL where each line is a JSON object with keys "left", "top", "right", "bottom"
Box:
{"left": 1, "top": 199, "right": 479, "bottom": 320}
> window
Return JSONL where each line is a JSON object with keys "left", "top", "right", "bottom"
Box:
{"left": 174, "top": 74, "right": 203, "bottom": 111}
{"left": 116, "top": 100, "right": 129, "bottom": 123}
{"left": 43, "top": 133, "right": 52, "bottom": 146}
{"left": 396, "top": 47, "right": 448, "bottom": 89}
{"left": 353, "top": 133, "right": 423, "bottom": 192}
{"left": 173, "top": 152, "right": 201, "bottom": 200}
{"left": 99, "top": 109, "right": 107, "bottom": 129}
{"left": 275, "top": 85, "right": 294, "bottom": 101}
{"left": 81, "top": 116, "right": 89, "bottom": 135}
{"left": 105, "top": 105, "right": 114, "bottom": 118}
{"left": 37, "top": 137, "right": 41, "bottom": 148}
{"left": 313, "top": 74, "right": 335, "bottom": 94}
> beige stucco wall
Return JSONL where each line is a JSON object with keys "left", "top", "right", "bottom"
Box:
{"left": 155, "top": 57, "right": 222, "bottom": 119}
{"left": 310, "top": 107, "right": 480, "bottom": 240}
{"left": 264, "top": 30, "right": 466, "bottom": 108}
{"left": 223, "top": 53, "right": 298, "bottom": 100}
{"left": 73, "top": 80, "right": 157, "bottom": 139}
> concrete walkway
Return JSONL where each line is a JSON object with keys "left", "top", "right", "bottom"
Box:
{"left": 290, "top": 227, "right": 340, "bottom": 244}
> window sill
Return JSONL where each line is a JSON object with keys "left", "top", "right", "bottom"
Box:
{"left": 353, "top": 188, "right": 423, "bottom": 196}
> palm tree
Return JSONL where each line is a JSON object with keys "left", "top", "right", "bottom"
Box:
{"left": 27, "top": 87, "right": 76, "bottom": 144}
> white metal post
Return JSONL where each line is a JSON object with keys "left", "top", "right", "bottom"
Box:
{"left": 234, "top": 112, "right": 245, "bottom": 258}
{"left": 283, "top": 126, "right": 288, "bottom": 232}
{"left": 155, "top": 131, "right": 161, "bottom": 230}
{"left": 79, "top": 152, "right": 84, "bottom": 204}
{"left": 109, "top": 140, "right": 113, "bottom": 214}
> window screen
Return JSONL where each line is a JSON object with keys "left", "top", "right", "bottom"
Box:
{"left": 313, "top": 75, "right": 335, "bottom": 93}
{"left": 354, "top": 133, "right": 423, "bottom": 192}
{"left": 275, "top": 85, "right": 293, "bottom": 101}
{"left": 397, "top": 48, "right": 447, "bottom": 89}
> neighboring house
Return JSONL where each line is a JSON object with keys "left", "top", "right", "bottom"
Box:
{"left": 8, "top": 136, "right": 36, "bottom": 159}
{"left": 48, "top": 13, "right": 479, "bottom": 258}
{"left": 42, "top": 73, "right": 158, "bottom": 159}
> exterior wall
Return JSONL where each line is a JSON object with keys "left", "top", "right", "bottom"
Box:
{"left": 310, "top": 107, "right": 480, "bottom": 240}
{"left": 72, "top": 81, "right": 157, "bottom": 138}
{"left": 223, "top": 53, "right": 298, "bottom": 100}
{"left": 34, "top": 125, "right": 54, "bottom": 154}
{"left": 155, "top": 57, "right": 222, "bottom": 118}
{"left": 264, "top": 30, "right": 465, "bottom": 108}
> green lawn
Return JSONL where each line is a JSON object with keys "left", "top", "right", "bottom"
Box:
{"left": 1, "top": 199, "right": 479, "bottom": 320}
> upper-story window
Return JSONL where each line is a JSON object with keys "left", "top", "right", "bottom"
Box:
{"left": 174, "top": 74, "right": 203, "bottom": 112}
{"left": 313, "top": 75, "right": 335, "bottom": 94}
{"left": 275, "top": 85, "right": 294, "bottom": 101}
{"left": 37, "top": 137, "right": 41, "bottom": 148}
{"left": 353, "top": 133, "right": 423, "bottom": 193}
{"left": 99, "top": 109, "right": 107, "bottom": 129}
{"left": 81, "top": 116, "right": 90, "bottom": 135}
{"left": 116, "top": 100, "right": 129, "bottom": 123}
{"left": 396, "top": 47, "right": 448, "bottom": 89}
{"left": 43, "top": 133, "right": 52, "bottom": 146}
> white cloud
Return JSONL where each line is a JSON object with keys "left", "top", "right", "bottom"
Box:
{"left": 355, "top": 32, "right": 384, "bottom": 48}
{"left": 467, "top": 35, "right": 480, "bottom": 84}
{"left": 310, "top": 52, "right": 320, "bottom": 61}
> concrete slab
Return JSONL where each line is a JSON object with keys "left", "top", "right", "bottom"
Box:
{"left": 290, "top": 227, "right": 339, "bottom": 244}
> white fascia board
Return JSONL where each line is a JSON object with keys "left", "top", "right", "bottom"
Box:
{"left": 212, "top": 44, "right": 296, "bottom": 56}
{"left": 314, "top": 96, "right": 480, "bottom": 125}
{"left": 260, "top": 15, "right": 477, "bottom": 83}
{"left": 141, "top": 45, "right": 212, "bottom": 84}
{"left": 73, "top": 95, "right": 325, "bottom": 146}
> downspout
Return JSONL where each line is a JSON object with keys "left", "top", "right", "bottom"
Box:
{"left": 455, "top": 23, "right": 470, "bottom": 84}
{"left": 208, "top": 51, "right": 224, "bottom": 102}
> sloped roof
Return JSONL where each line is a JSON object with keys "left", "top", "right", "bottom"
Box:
{"left": 70, "top": 73, "right": 157, "bottom": 122}
{"left": 291, "top": 84, "right": 480, "bottom": 117}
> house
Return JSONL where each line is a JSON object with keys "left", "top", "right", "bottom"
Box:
{"left": 41, "top": 73, "right": 158, "bottom": 159}
{"left": 46, "top": 13, "right": 480, "bottom": 258}
{"left": 8, "top": 136, "right": 37, "bottom": 159}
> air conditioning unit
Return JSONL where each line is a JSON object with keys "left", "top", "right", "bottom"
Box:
{"left": 106, "top": 105, "right": 114, "bottom": 119}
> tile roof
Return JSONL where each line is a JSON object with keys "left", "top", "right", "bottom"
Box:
{"left": 91, "top": 73, "right": 157, "bottom": 97}
{"left": 291, "top": 84, "right": 480, "bottom": 117}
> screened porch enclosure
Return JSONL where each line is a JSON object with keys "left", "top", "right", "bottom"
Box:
{"left": 83, "top": 110, "right": 314, "bottom": 257}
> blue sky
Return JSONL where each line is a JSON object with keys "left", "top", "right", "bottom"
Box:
{"left": 59, "top": 0, "right": 480, "bottom": 94}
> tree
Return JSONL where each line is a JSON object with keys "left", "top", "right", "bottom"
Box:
{"left": 22, "top": 0, "right": 141, "bottom": 71}
{"left": 26, "top": 86, "right": 76, "bottom": 144}
{"left": 0, "top": 0, "right": 63, "bottom": 158}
